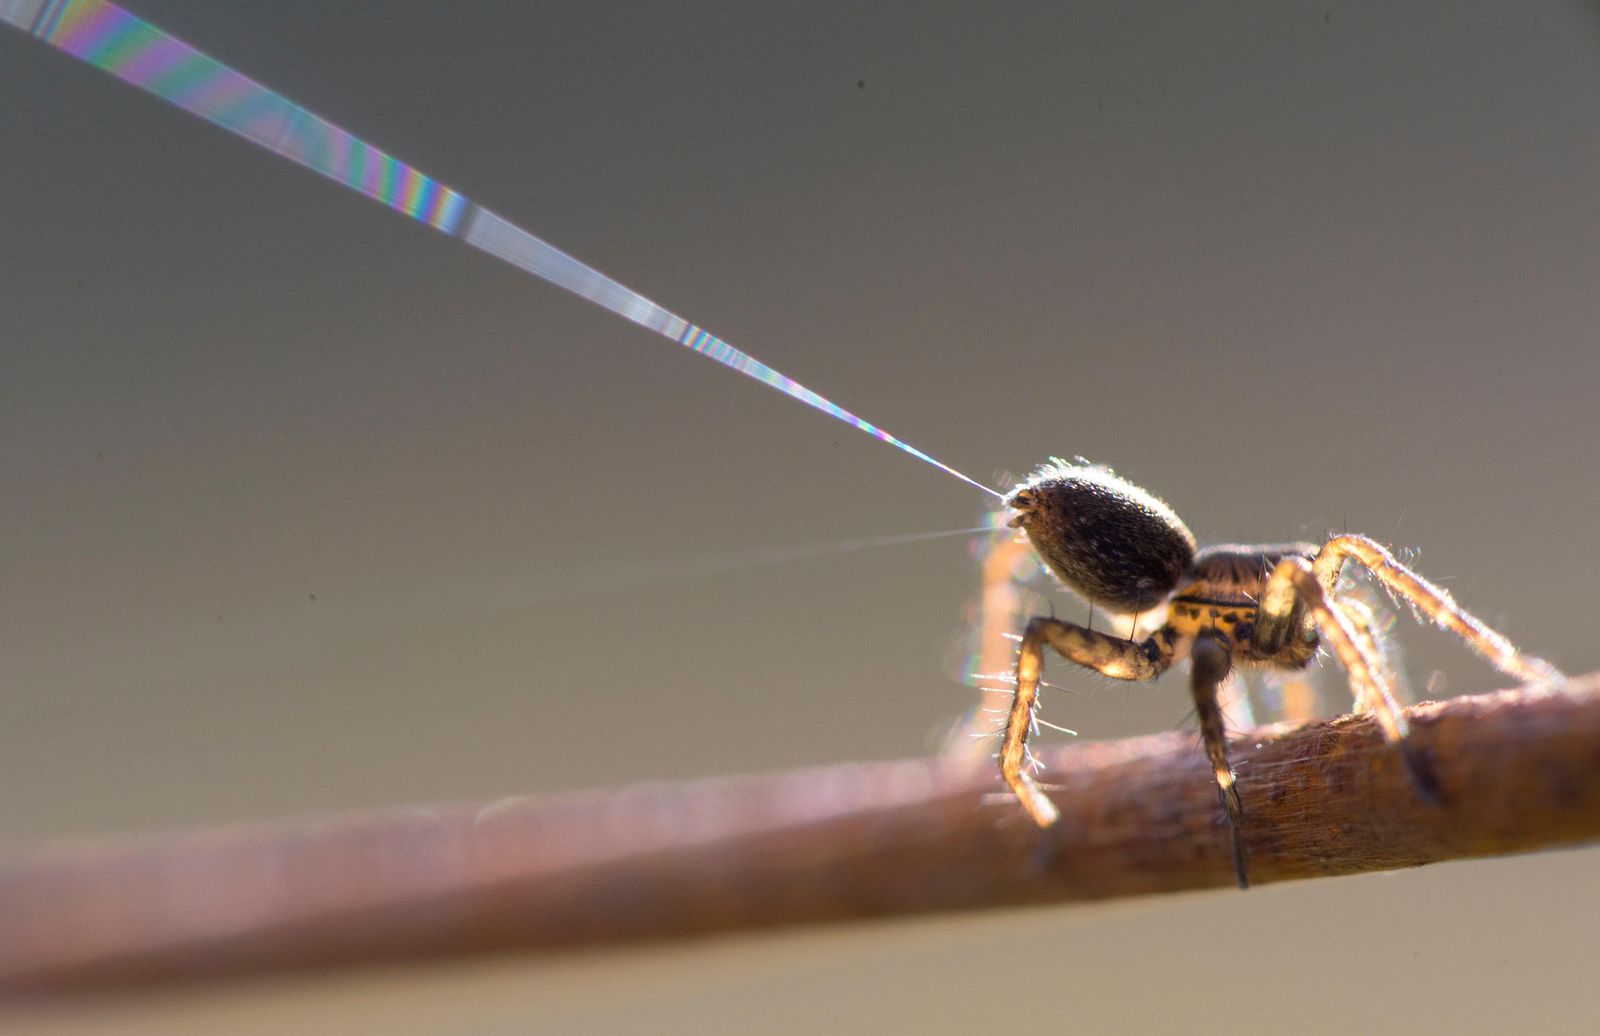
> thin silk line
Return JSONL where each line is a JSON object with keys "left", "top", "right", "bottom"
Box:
{"left": 2, "top": 0, "right": 1002, "bottom": 500}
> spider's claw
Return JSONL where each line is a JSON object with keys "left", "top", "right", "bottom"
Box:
{"left": 1215, "top": 777, "right": 1250, "bottom": 889}
{"left": 1217, "top": 778, "right": 1244, "bottom": 822}
{"left": 1229, "top": 823, "right": 1250, "bottom": 891}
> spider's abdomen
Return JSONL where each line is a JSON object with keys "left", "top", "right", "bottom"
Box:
{"left": 1005, "top": 461, "right": 1196, "bottom": 614}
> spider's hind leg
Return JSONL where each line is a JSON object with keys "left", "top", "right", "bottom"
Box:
{"left": 1003, "top": 617, "right": 1170, "bottom": 828}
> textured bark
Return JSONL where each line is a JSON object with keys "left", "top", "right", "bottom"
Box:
{"left": 3, "top": 675, "right": 1598, "bottom": 993}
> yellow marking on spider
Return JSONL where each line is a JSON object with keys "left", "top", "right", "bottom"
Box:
{"left": 1167, "top": 599, "right": 1254, "bottom": 640}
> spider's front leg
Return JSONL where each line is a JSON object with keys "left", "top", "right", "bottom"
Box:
{"left": 1338, "top": 595, "right": 1399, "bottom": 715}
{"left": 1262, "top": 556, "right": 1403, "bottom": 736}
{"left": 1261, "top": 555, "right": 1440, "bottom": 800}
{"left": 1003, "top": 617, "right": 1171, "bottom": 827}
{"left": 1315, "top": 534, "right": 1562, "bottom": 687}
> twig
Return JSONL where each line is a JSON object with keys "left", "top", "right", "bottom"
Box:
{"left": 2, "top": 674, "right": 1598, "bottom": 993}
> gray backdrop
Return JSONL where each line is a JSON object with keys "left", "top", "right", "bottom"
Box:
{"left": 3, "top": 2, "right": 1598, "bottom": 1032}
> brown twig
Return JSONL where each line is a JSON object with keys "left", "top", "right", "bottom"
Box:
{"left": 2, "top": 674, "right": 1598, "bottom": 993}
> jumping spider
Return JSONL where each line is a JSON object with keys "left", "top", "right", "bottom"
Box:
{"left": 999, "top": 460, "right": 1561, "bottom": 887}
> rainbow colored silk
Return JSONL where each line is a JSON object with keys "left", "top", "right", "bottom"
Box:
{"left": 2, "top": 0, "right": 996, "bottom": 498}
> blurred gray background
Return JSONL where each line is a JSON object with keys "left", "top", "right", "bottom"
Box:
{"left": 3, "top": 1, "right": 1599, "bottom": 1032}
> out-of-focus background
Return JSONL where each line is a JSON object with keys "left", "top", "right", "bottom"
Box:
{"left": 3, "top": 1, "right": 1598, "bottom": 1031}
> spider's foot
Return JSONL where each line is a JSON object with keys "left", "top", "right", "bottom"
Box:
{"left": 1228, "top": 821, "right": 1250, "bottom": 890}
{"left": 1401, "top": 742, "right": 1444, "bottom": 806}
{"left": 1217, "top": 779, "right": 1244, "bottom": 823}
{"left": 1522, "top": 661, "right": 1565, "bottom": 695}
{"left": 1007, "top": 772, "right": 1061, "bottom": 828}
{"left": 1216, "top": 780, "right": 1249, "bottom": 889}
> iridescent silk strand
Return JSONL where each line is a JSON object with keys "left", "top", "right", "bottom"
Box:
{"left": 2, "top": 0, "right": 1000, "bottom": 500}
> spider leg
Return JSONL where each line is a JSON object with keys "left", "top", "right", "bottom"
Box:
{"left": 1190, "top": 635, "right": 1248, "bottom": 888}
{"left": 1004, "top": 617, "right": 1170, "bottom": 827}
{"left": 1264, "top": 557, "right": 1404, "bottom": 737}
{"left": 1314, "top": 534, "right": 1561, "bottom": 686}
{"left": 1263, "top": 556, "right": 1440, "bottom": 802}
{"left": 1270, "top": 671, "right": 1320, "bottom": 726}
{"left": 1340, "top": 594, "right": 1400, "bottom": 714}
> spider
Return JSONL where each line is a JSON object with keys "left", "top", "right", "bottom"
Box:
{"left": 997, "top": 459, "right": 1562, "bottom": 887}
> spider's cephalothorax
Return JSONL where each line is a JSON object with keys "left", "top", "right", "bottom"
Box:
{"left": 998, "top": 460, "right": 1561, "bottom": 888}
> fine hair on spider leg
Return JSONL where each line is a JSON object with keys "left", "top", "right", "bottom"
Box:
{"left": 996, "top": 459, "right": 1563, "bottom": 887}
